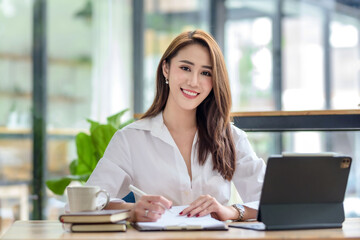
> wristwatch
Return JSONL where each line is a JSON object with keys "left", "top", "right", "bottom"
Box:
{"left": 232, "top": 204, "right": 245, "bottom": 221}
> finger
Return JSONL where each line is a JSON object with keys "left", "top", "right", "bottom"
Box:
{"left": 142, "top": 195, "right": 173, "bottom": 210}
{"left": 139, "top": 199, "right": 166, "bottom": 214}
{"left": 188, "top": 200, "right": 213, "bottom": 218}
{"left": 135, "top": 201, "right": 164, "bottom": 222}
{"left": 146, "top": 211, "right": 162, "bottom": 221}
{"left": 195, "top": 203, "right": 216, "bottom": 218}
{"left": 180, "top": 196, "right": 208, "bottom": 216}
{"left": 135, "top": 208, "right": 162, "bottom": 222}
{"left": 180, "top": 199, "right": 206, "bottom": 215}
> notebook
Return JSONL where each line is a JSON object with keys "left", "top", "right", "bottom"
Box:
{"left": 63, "top": 221, "right": 127, "bottom": 232}
{"left": 59, "top": 209, "right": 130, "bottom": 223}
{"left": 133, "top": 205, "right": 228, "bottom": 231}
{"left": 230, "top": 153, "right": 352, "bottom": 231}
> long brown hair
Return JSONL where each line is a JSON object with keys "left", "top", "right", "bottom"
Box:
{"left": 142, "top": 30, "right": 236, "bottom": 181}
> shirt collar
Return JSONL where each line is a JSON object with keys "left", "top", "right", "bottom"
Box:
{"left": 126, "top": 112, "right": 198, "bottom": 148}
{"left": 126, "top": 112, "right": 177, "bottom": 147}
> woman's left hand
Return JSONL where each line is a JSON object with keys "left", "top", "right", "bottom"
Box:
{"left": 179, "top": 195, "right": 238, "bottom": 221}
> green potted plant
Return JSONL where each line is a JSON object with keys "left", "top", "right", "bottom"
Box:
{"left": 46, "top": 109, "right": 134, "bottom": 196}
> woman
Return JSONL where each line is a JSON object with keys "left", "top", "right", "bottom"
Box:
{"left": 86, "top": 30, "right": 265, "bottom": 222}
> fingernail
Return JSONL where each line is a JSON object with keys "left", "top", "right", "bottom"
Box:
{"left": 187, "top": 214, "right": 191, "bottom": 217}
{"left": 196, "top": 214, "right": 199, "bottom": 217}
{"left": 179, "top": 211, "right": 183, "bottom": 215}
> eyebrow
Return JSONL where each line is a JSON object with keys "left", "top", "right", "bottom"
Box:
{"left": 179, "top": 60, "right": 212, "bottom": 70}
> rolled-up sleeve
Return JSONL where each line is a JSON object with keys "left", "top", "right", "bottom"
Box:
{"left": 86, "top": 130, "right": 133, "bottom": 200}
{"left": 231, "top": 127, "right": 266, "bottom": 209}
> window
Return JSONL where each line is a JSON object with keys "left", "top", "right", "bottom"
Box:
{"left": 0, "top": 0, "right": 133, "bottom": 232}
{"left": 0, "top": 0, "right": 33, "bottom": 233}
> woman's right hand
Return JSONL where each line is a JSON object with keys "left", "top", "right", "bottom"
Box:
{"left": 132, "top": 195, "right": 172, "bottom": 222}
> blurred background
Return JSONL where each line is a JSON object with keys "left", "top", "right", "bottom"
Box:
{"left": 0, "top": 0, "right": 359, "bottom": 235}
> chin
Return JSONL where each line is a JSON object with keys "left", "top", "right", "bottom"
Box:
{"left": 179, "top": 104, "right": 199, "bottom": 111}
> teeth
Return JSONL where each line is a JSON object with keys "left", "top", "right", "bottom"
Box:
{"left": 183, "top": 89, "right": 198, "bottom": 96}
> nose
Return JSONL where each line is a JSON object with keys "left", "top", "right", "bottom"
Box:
{"left": 188, "top": 73, "right": 199, "bottom": 87}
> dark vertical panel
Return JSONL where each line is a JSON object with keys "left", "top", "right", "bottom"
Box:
{"left": 133, "top": 0, "right": 144, "bottom": 113}
{"left": 32, "top": 0, "right": 47, "bottom": 220}
{"left": 272, "top": 0, "right": 284, "bottom": 153}
{"left": 210, "top": 0, "right": 226, "bottom": 51}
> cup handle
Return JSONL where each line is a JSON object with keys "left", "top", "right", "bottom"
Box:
{"left": 95, "top": 189, "right": 110, "bottom": 210}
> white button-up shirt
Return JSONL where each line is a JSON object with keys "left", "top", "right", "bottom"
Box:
{"left": 86, "top": 112, "right": 265, "bottom": 208}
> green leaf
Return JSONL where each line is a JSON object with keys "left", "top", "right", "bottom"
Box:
{"left": 69, "top": 159, "right": 78, "bottom": 175}
{"left": 107, "top": 109, "right": 129, "bottom": 129}
{"left": 87, "top": 119, "right": 100, "bottom": 133}
{"left": 46, "top": 108, "right": 134, "bottom": 196}
{"left": 91, "top": 124, "right": 117, "bottom": 160}
{"left": 76, "top": 132, "right": 97, "bottom": 173}
{"left": 69, "top": 159, "right": 93, "bottom": 176}
{"left": 45, "top": 174, "right": 91, "bottom": 195}
{"left": 46, "top": 178, "right": 71, "bottom": 195}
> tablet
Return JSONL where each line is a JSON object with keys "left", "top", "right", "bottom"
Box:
{"left": 230, "top": 153, "right": 352, "bottom": 230}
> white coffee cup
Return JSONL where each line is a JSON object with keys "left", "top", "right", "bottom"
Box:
{"left": 67, "top": 186, "right": 110, "bottom": 212}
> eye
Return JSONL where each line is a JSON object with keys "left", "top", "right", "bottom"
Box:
{"left": 180, "top": 66, "right": 190, "bottom": 71}
{"left": 201, "top": 71, "right": 212, "bottom": 77}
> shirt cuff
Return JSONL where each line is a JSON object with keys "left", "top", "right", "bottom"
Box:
{"left": 243, "top": 201, "right": 259, "bottom": 210}
{"left": 110, "top": 198, "right": 125, "bottom": 203}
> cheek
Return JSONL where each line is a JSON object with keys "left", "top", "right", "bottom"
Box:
{"left": 171, "top": 68, "right": 186, "bottom": 80}
{"left": 202, "top": 79, "right": 213, "bottom": 93}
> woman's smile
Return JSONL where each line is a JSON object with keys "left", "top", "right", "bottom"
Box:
{"left": 181, "top": 88, "right": 199, "bottom": 98}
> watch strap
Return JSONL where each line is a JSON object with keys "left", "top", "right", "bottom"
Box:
{"left": 232, "top": 203, "right": 245, "bottom": 221}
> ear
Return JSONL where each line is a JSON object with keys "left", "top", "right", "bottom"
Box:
{"left": 162, "top": 60, "right": 169, "bottom": 79}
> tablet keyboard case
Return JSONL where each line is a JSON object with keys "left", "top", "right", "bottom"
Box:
{"left": 258, "top": 155, "right": 351, "bottom": 230}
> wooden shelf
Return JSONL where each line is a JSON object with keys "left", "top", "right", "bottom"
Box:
{"left": 0, "top": 91, "right": 86, "bottom": 103}
{"left": 231, "top": 109, "right": 360, "bottom": 117}
{"left": 0, "top": 127, "right": 87, "bottom": 139}
{"left": 0, "top": 53, "right": 91, "bottom": 67}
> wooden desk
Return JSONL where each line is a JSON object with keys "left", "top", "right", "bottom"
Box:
{"left": 2, "top": 219, "right": 360, "bottom": 240}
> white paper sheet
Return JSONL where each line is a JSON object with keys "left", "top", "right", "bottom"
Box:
{"left": 136, "top": 205, "right": 226, "bottom": 230}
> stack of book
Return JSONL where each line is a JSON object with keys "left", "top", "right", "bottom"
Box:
{"left": 59, "top": 209, "right": 131, "bottom": 232}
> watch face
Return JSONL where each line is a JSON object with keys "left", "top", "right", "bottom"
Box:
{"left": 235, "top": 204, "right": 245, "bottom": 211}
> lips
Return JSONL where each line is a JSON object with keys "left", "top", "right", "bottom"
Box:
{"left": 181, "top": 88, "right": 199, "bottom": 98}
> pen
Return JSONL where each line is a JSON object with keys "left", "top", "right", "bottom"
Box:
{"left": 129, "top": 184, "right": 173, "bottom": 213}
{"left": 129, "top": 184, "right": 147, "bottom": 197}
